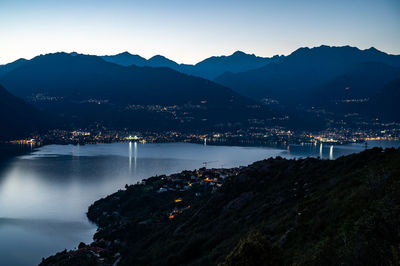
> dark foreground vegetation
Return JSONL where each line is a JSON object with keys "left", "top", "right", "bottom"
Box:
{"left": 41, "top": 147, "right": 400, "bottom": 265}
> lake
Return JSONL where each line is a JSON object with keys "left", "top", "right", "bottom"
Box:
{"left": 0, "top": 141, "right": 399, "bottom": 265}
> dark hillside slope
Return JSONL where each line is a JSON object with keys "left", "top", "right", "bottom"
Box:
{"left": 0, "top": 84, "right": 48, "bottom": 140}
{"left": 0, "top": 53, "right": 247, "bottom": 105}
{"left": 42, "top": 147, "right": 400, "bottom": 265}
{"left": 0, "top": 58, "right": 28, "bottom": 78}
{"left": 216, "top": 46, "right": 400, "bottom": 106}
{"left": 309, "top": 61, "right": 400, "bottom": 104}
{"left": 188, "top": 51, "right": 281, "bottom": 79}
{"left": 0, "top": 53, "right": 279, "bottom": 131}
{"left": 369, "top": 78, "right": 400, "bottom": 122}
{"left": 321, "top": 77, "right": 400, "bottom": 122}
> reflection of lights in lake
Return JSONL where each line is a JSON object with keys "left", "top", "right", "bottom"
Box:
{"left": 329, "top": 145, "right": 334, "bottom": 160}
{"left": 134, "top": 142, "right": 137, "bottom": 174}
{"left": 129, "top": 142, "right": 132, "bottom": 173}
{"left": 129, "top": 142, "right": 138, "bottom": 175}
{"left": 319, "top": 143, "right": 323, "bottom": 158}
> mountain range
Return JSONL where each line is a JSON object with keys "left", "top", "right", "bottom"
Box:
{"left": 100, "top": 46, "right": 400, "bottom": 122}
{"left": 215, "top": 46, "right": 400, "bottom": 115}
{"left": 0, "top": 45, "right": 399, "bottom": 140}
{"left": 101, "top": 51, "right": 280, "bottom": 80}
{"left": 0, "top": 52, "right": 278, "bottom": 132}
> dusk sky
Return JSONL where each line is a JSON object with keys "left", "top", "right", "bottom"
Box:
{"left": 1, "top": 0, "right": 399, "bottom": 64}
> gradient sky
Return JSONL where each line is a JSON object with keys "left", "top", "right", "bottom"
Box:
{"left": 1, "top": 0, "right": 399, "bottom": 65}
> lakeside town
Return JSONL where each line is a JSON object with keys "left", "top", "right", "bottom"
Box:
{"left": 6, "top": 125, "right": 400, "bottom": 148}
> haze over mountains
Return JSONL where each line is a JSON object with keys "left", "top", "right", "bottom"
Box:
{"left": 0, "top": 45, "right": 399, "bottom": 140}
{"left": 101, "top": 51, "right": 280, "bottom": 80}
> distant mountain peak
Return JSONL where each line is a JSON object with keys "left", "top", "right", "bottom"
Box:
{"left": 149, "top": 55, "right": 170, "bottom": 60}
{"left": 230, "top": 51, "right": 259, "bottom": 58}
{"left": 118, "top": 51, "right": 133, "bottom": 56}
{"left": 289, "top": 45, "right": 390, "bottom": 59}
{"left": 100, "top": 52, "right": 147, "bottom": 67}
{"left": 231, "top": 50, "right": 247, "bottom": 56}
{"left": 306, "top": 45, "right": 388, "bottom": 55}
{"left": 366, "top": 46, "right": 383, "bottom": 54}
{"left": 148, "top": 55, "right": 178, "bottom": 66}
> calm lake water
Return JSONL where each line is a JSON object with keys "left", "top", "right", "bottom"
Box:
{"left": 0, "top": 141, "right": 399, "bottom": 266}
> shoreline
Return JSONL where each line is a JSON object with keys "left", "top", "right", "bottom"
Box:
{"left": 3, "top": 141, "right": 400, "bottom": 265}
{"left": 5, "top": 138, "right": 370, "bottom": 149}
{"left": 40, "top": 147, "right": 400, "bottom": 265}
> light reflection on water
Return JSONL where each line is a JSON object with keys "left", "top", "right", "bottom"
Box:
{"left": 286, "top": 140, "right": 400, "bottom": 160}
{"left": 0, "top": 141, "right": 399, "bottom": 265}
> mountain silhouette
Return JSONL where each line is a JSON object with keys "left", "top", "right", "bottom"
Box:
{"left": 0, "top": 58, "right": 28, "bottom": 78}
{"left": 101, "top": 50, "right": 277, "bottom": 79}
{"left": 100, "top": 52, "right": 147, "bottom": 67}
{"left": 147, "top": 55, "right": 181, "bottom": 69}
{"left": 1, "top": 52, "right": 249, "bottom": 105}
{"left": 3, "top": 45, "right": 398, "bottom": 131}
{"left": 215, "top": 45, "right": 400, "bottom": 108}
{"left": 0, "top": 53, "right": 278, "bottom": 131}
{"left": 188, "top": 51, "right": 282, "bottom": 79}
